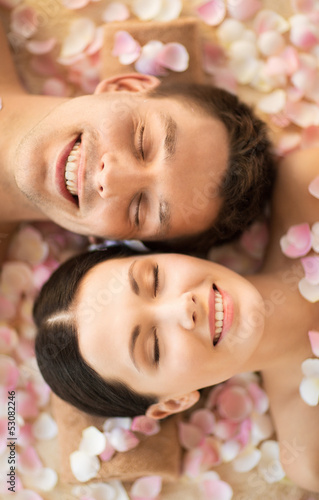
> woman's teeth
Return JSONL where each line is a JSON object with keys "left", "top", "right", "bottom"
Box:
{"left": 213, "top": 289, "right": 224, "bottom": 346}
{"left": 65, "top": 141, "right": 81, "bottom": 196}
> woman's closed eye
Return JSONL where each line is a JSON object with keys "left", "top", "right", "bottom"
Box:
{"left": 153, "top": 264, "right": 159, "bottom": 297}
{"left": 153, "top": 328, "right": 160, "bottom": 366}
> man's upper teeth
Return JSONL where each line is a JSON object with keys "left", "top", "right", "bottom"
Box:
{"left": 65, "top": 141, "right": 80, "bottom": 196}
{"left": 214, "top": 289, "right": 224, "bottom": 342}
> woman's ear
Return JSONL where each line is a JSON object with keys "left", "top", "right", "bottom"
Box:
{"left": 94, "top": 73, "right": 161, "bottom": 95}
{"left": 145, "top": 391, "right": 200, "bottom": 420}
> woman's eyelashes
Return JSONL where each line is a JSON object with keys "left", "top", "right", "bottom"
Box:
{"left": 153, "top": 264, "right": 159, "bottom": 297}
{"left": 153, "top": 328, "right": 160, "bottom": 366}
{"left": 138, "top": 124, "right": 145, "bottom": 160}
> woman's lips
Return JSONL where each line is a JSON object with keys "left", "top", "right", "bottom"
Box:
{"left": 208, "top": 284, "right": 234, "bottom": 346}
{"left": 55, "top": 137, "right": 79, "bottom": 206}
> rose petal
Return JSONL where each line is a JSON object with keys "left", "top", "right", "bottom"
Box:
{"left": 112, "top": 31, "right": 141, "bottom": 64}
{"left": 27, "top": 468, "right": 58, "bottom": 492}
{"left": 286, "top": 99, "right": 319, "bottom": 128}
{"left": 220, "top": 439, "right": 241, "bottom": 462}
{"left": 308, "top": 176, "right": 319, "bottom": 200}
{"left": 196, "top": 0, "right": 226, "bottom": 26}
{"left": 108, "top": 428, "right": 139, "bottom": 452}
{"left": 254, "top": 9, "right": 289, "bottom": 34}
{"left": 201, "top": 479, "right": 233, "bottom": 500}
{"left": 132, "top": 0, "right": 162, "bottom": 20}
{"left": 62, "top": 0, "right": 90, "bottom": 8}
{"left": 229, "top": 39, "right": 257, "bottom": 60}
{"left": 257, "top": 89, "right": 286, "bottom": 114}
{"left": 233, "top": 447, "right": 262, "bottom": 472}
{"left": 131, "top": 415, "right": 160, "bottom": 435}
{"left": 230, "top": 57, "right": 260, "bottom": 84}
{"left": 70, "top": 451, "right": 100, "bottom": 482}
{"left": 103, "top": 417, "right": 132, "bottom": 432}
{"left": 156, "top": 42, "right": 189, "bottom": 72}
{"left": 308, "top": 330, "right": 319, "bottom": 357}
{"left": 10, "top": 5, "right": 39, "bottom": 38}
{"left": 32, "top": 412, "right": 58, "bottom": 440}
{"left": 290, "top": 22, "right": 318, "bottom": 49}
{"left": 60, "top": 18, "right": 96, "bottom": 59}
{"left": 200, "top": 436, "right": 221, "bottom": 467}
{"left": 299, "top": 376, "right": 319, "bottom": 406}
{"left": 298, "top": 278, "right": 319, "bottom": 302}
{"left": 275, "top": 132, "right": 301, "bottom": 156}
{"left": 251, "top": 414, "right": 274, "bottom": 445}
{"left": 183, "top": 448, "right": 204, "bottom": 478}
{"left": 89, "top": 482, "right": 118, "bottom": 500}
{"left": 292, "top": 0, "right": 315, "bottom": 12}
{"left": 213, "top": 419, "right": 239, "bottom": 440}
{"left": 301, "top": 358, "right": 319, "bottom": 377}
{"left": 311, "top": 222, "right": 319, "bottom": 252}
{"left": 0, "top": 355, "right": 19, "bottom": 389}
{"left": 8, "top": 225, "right": 49, "bottom": 266}
{"left": 0, "top": 326, "right": 18, "bottom": 354}
{"left": 247, "top": 382, "right": 269, "bottom": 414}
{"left": 18, "top": 446, "right": 43, "bottom": 475}
{"left": 258, "top": 440, "right": 286, "bottom": 483}
{"left": 25, "top": 37, "right": 56, "bottom": 55}
{"left": 301, "top": 256, "right": 319, "bottom": 285}
{"left": 258, "top": 30, "right": 285, "bottom": 56}
{"left": 227, "top": 0, "right": 261, "bottom": 21}
{"left": 217, "top": 386, "right": 253, "bottom": 421}
{"left": 130, "top": 476, "right": 162, "bottom": 499}
{"left": 102, "top": 2, "right": 130, "bottom": 22}
{"left": 154, "top": 0, "right": 182, "bottom": 21}
{"left": 189, "top": 409, "right": 216, "bottom": 435}
{"left": 79, "top": 426, "right": 107, "bottom": 456}
{"left": 178, "top": 421, "right": 204, "bottom": 450}
{"left": 217, "top": 18, "right": 245, "bottom": 45}
{"left": 135, "top": 41, "right": 167, "bottom": 76}
{"left": 280, "top": 223, "right": 312, "bottom": 257}
{"left": 302, "top": 126, "right": 319, "bottom": 150}
{"left": 99, "top": 438, "right": 115, "bottom": 462}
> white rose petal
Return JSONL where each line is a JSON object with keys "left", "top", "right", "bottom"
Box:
{"left": 70, "top": 450, "right": 100, "bottom": 482}
{"left": 79, "top": 426, "right": 107, "bottom": 456}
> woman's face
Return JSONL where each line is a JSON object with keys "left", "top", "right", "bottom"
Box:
{"left": 75, "top": 254, "right": 265, "bottom": 403}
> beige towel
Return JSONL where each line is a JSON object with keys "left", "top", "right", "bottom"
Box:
{"left": 51, "top": 394, "right": 182, "bottom": 484}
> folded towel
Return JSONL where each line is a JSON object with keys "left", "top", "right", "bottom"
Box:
{"left": 101, "top": 17, "right": 206, "bottom": 84}
{"left": 51, "top": 394, "right": 182, "bottom": 484}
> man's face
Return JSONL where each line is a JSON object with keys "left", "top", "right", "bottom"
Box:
{"left": 14, "top": 89, "right": 229, "bottom": 240}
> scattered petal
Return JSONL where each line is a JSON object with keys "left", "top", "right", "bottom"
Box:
{"left": 130, "top": 476, "right": 162, "bottom": 499}
{"left": 189, "top": 408, "right": 216, "bottom": 435}
{"left": 254, "top": 9, "right": 290, "bottom": 34}
{"left": 62, "top": 0, "right": 90, "bottom": 8}
{"left": 131, "top": 415, "right": 160, "bottom": 435}
{"left": 258, "top": 440, "right": 286, "bottom": 483}
{"left": 286, "top": 101, "right": 319, "bottom": 128}
{"left": 99, "top": 437, "right": 115, "bottom": 462}
{"left": 18, "top": 446, "right": 43, "bottom": 475}
{"left": 229, "top": 39, "right": 257, "bottom": 60}
{"left": 102, "top": 2, "right": 130, "bottom": 22}
{"left": 108, "top": 427, "right": 139, "bottom": 452}
{"left": 308, "top": 176, "right": 319, "bottom": 200}
{"left": 213, "top": 419, "right": 239, "bottom": 440}
{"left": 290, "top": 22, "right": 318, "bottom": 49}
{"left": 196, "top": 0, "right": 226, "bottom": 26}
{"left": 308, "top": 330, "right": 319, "bottom": 357}
{"left": 132, "top": 0, "right": 162, "bottom": 20}
{"left": 135, "top": 41, "right": 167, "bottom": 76}
{"left": 103, "top": 417, "right": 132, "bottom": 432}
{"left": 301, "top": 256, "right": 319, "bottom": 285}
{"left": 250, "top": 413, "right": 274, "bottom": 445}
{"left": 32, "top": 412, "right": 58, "bottom": 440}
{"left": 156, "top": 42, "right": 189, "bottom": 72}
{"left": 201, "top": 478, "right": 233, "bottom": 500}
{"left": 220, "top": 439, "right": 241, "bottom": 462}
{"left": 79, "top": 426, "right": 107, "bottom": 456}
{"left": 183, "top": 448, "right": 204, "bottom": 478}
{"left": 154, "top": 0, "right": 182, "bottom": 21}
{"left": 0, "top": 355, "right": 19, "bottom": 390}
{"left": 200, "top": 436, "right": 221, "bottom": 467}
{"left": 10, "top": 5, "right": 39, "bottom": 38}
{"left": 311, "top": 222, "right": 319, "bottom": 252}
{"left": 298, "top": 278, "right": 319, "bottom": 302}
{"left": 227, "top": 0, "right": 261, "bottom": 21}
{"left": 280, "top": 223, "right": 312, "bottom": 258}
{"left": 275, "top": 132, "right": 301, "bottom": 156}
{"left": 217, "top": 385, "right": 253, "bottom": 421}
{"left": 8, "top": 225, "right": 49, "bottom": 266}
{"left": 0, "top": 325, "right": 18, "bottom": 354}
{"left": 233, "top": 447, "right": 261, "bottom": 472}
{"left": 302, "top": 126, "right": 319, "bottom": 150}
{"left": 178, "top": 421, "right": 204, "bottom": 450}
{"left": 70, "top": 450, "right": 100, "bottom": 482}
{"left": 247, "top": 382, "right": 269, "bottom": 414}
{"left": 299, "top": 376, "right": 319, "bottom": 406}
{"left": 27, "top": 467, "right": 58, "bottom": 492}
{"left": 257, "top": 30, "right": 285, "bottom": 56}
{"left": 257, "top": 89, "right": 286, "bottom": 114}
{"left": 217, "top": 18, "right": 245, "bottom": 45}
{"left": 60, "top": 18, "right": 96, "bottom": 59}
{"left": 301, "top": 357, "right": 319, "bottom": 377}
{"left": 112, "top": 31, "right": 141, "bottom": 64}
{"left": 291, "top": 0, "right": 316, "bottom": 12}
{"left": 25, "top": 37, "right": 56, "bottom": 55}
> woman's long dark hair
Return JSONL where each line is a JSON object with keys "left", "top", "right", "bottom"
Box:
{"left": 33, "top": 246, "right": 158, "bottom": 417}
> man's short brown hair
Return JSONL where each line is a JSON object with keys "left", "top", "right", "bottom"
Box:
{"left": 144, "top": 82, "right": 277, "bottom": 254}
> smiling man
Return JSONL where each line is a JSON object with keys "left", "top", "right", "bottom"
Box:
{"left": 0, "top": 22, "right": 276, "bottom": 254}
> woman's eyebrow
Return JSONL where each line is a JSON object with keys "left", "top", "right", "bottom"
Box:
{"left": 130, "top": 324, "right": 141, "bottom": 372}
{"left": 128, "top": 260, "right": 139, "bottom": 295}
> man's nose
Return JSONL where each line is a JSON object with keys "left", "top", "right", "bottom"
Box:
{"left": 96, "top": 152, "right": 149, "bottom": 199}
{"left": 155, "top": 292, "right": 197, "bottom": 331}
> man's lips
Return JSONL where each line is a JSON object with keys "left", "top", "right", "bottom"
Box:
{"left": 55, "top": 137, "right": 79, "bottom": 206}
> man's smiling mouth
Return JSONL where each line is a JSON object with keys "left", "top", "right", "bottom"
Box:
{"left": 65, "top": 139, "right": 81, "bottom": 197}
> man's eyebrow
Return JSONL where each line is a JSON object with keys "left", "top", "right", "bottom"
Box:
{"left": 162, "top": 113, "right": 177, "bottom": 162}
{"left": 128, "top": 260, "right": 139, "bottom": 295}
{"left": 156, "top": 199, "right": 171, "bottom": 236}
{"left": 130, "top": 325, "right": 141, "bottom": 372}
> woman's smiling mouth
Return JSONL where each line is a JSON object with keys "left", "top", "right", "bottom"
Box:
{"left": 209, "top": 284, "right": 234, "bottom": 346}
{"left": 65, "top": 140, "right": 81, "bottom": 196}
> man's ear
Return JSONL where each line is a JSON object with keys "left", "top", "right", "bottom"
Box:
{"left": 145, "top": 391, "right": 200, "bottom": 420}
{"left": 94, "top": 73, "right": 161, "bottom": 95}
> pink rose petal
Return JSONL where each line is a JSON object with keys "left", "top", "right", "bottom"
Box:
{"left": 131, "top": 415, "right": 160, "bottom": 435}
{"left": 0, "top": 355, "right": 19, "bottom": 389}
{"left": 290, "top": 23, "right": 318, "bottom": 49}
{"left": 200, "top": 436, "right": 221, "bottom": 467}
{"left": 227, "top": 0, "right": 261, "bottom": 21}
{"left": 217, "top": 386, "right": 253, "bottom": 421}
{"left": 131, "top": 476, "right": 162, "bottom": 499}
{"left": 301, "top": 256, "right": 319, "bottom": 285}
{"left": 156, "top": 42, "right": 189, "bottom": 72}
{"left": 18, "top": 446, "right": 43, "bottom": 475}
{"left": 102, "top": 2, "right": 130, "bottom": 22}
{"left": 10, "top": 5, "right": 39, "bottom": 38}
{"left": 201, "top": 478, "right": 233, "bottom": 500}
{"left": 60, "top": 18, "right": 96, "bottom": 59}
{"left": 308, "top": 330, "right": 319, "bottom": 357}
{"left": 112, "top": 30, "right": 141, "bottom": 64}
{"left": 99, "top": 438, "right": 115, "bottom": 462}
{"left": 183, "top": 448, "right": 204, "bottom": 478}
{"left": 86, "top": 26, "right": 104, "bottom": 55}
{"left": 108, "top": 428, "right": 139, "bottom": 452}
{"left": 132, "top": 0, "right": 162, "bottom": 20}
{"left": 189, "top": 408, "right": 216, "bottom": 435}
{"left": 213, "top": 419, "right": 239, "bottom": 440}
{"left": 178, "top": 421, "right": 204, "bottom": 450}
{"left": 247, "top": 382, "right": 269, "bottom": 414}
{"left": 0, "top": 325, "right": 18, "bottom": 354}
{"left": 25, "top": 37, "right": 56, "bottom": 55}
{"left": 135, "top": 41, "right": 167, "bottom": 76}
{"left": 308, "top": 175, "right": 319, "bottom": 199}
{"left": 235, "top": 418, "right": 252, "bottom": 448}
{"left": 154, "top": 0, "right": 182, "bottom": 22}
{"left": 292, "top": 0, "right": 315, "bottom": 12}
{"left": 196, "top": 0, "right": 226, "bottom": 26}
{"left": 254, "top": 9, "right": 289, "bottom": 34}
{"left": 280, "top": 223, "right": 312, "bottom": 257}
{"left": 257, "top": 89, "right": 286, "bottom": 114}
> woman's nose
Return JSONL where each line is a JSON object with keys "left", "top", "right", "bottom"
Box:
{"left": 96, "top": 152, "right": 148, "bottom": 200}
{"left": 156, "top": 292, "right": 197, "bottom": 331}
